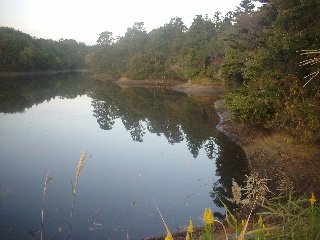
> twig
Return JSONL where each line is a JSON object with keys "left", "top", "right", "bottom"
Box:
{"left": 41, "top": 172, "right": 52, "bottom": 240}
{"left": 154, "top": 200, "right": 173, "bottom": 240}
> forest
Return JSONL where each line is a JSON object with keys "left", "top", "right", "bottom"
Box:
{"left": 0, "top": 28, "right": 88, "bottom": 71}
{"left": 0, "top": 0, "right": 319, "bottom": 143}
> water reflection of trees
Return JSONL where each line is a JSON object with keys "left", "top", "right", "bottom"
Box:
{"left": 0, "top": 74, "right": 248, "bottom": 208}
{"left": 0, "top": 73, "right": 90, "bottom": 113}
{"left": 210, "top": 130, "right": 249, "bottom": 210}
{"left": 1, "top": 74, "right": 217, "bottom": 158}
{"left": 90, "top": 81, "right": 249, "bottom": 210}
{"left": 92, "top": 99, "right": 118, "bottom": 130}
{"left": 89, "top": 81, "right": 221, "bottom": 158}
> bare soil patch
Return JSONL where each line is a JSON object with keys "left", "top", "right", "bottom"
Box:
{"left": 215, "top": 99, "right": 320, "bottom": 196}
{"left": 115, "top": 77, "right": 183, "bottom": 88}
{"left": 91, "top": 75, "right": 184, "bottom": 87}
{"left": 172, "top": 82, "right": 225, "bottom": 96}
{"left": 91, "top": 75, "right": 225, "bottom": 96}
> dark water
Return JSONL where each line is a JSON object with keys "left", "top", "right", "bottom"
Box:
{"left": 0, "top": 73, "right": 248, "bottom": 240}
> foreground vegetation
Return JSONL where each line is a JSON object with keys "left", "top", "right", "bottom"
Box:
{"left": 39, "top": 150, "right": 318, "bottom": 240}
{"left": 161, "top": 173, "right": 320, "bottom": 240}
{"left": 40, "top": 150, "right": 88, "bottom": 240}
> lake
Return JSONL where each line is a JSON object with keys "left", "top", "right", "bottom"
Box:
{"left": 0, "top": 73, "right": 248, "bottom": 239}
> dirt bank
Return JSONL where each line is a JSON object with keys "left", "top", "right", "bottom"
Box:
{"left": 91, "top": 75, "right": 183, "bottom": 86}
{"left": 91, "top": 75, "right": 225, "bottom": 96}
{"left": 172, "top": 82, "right": 225, "bottom": 96}
{"left": 214, "top": 99, "right": 320, "bottom": 196}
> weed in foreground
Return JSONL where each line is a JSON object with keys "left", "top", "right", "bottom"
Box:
{"left": 174, "top": 172, "right": 319, "bottom": 240}
{"left": 40, "top": 172, "right": 52, "bottom": 240}
{"left": 260, "top": 191, "right": 320, "bottom": 239}
{"left": 186, "top": 219, "right": 194, "bottom": 240}
{"left": 221, "top": 172, "right": 319, "bottom": 240}
{"left": 38, "top": 150, "right": 89, "bottom": 240}
{"left": 154, "top": 201, "right": 174, "bottom": 240}
{"left": 201, "top": 207, "right": 214, "bottom": 240}
{"left": 68, "top": 149, "right": 87, "bottom": 240}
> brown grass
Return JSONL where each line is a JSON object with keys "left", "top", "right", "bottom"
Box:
{"left": 68, "top": 149, "right": 87, "bottom": 240}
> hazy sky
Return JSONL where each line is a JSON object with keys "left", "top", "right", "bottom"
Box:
{"left": 1, "top": 0, "right": 244, "bottom": 45}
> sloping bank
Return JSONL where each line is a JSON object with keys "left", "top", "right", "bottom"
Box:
{"left": 214, "top": 99, "right": 320, "bottom": 196}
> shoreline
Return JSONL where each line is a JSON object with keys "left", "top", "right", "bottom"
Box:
{"left": 0, "top": 69, "right": 89, "bottom": 77}
{"left": 145, "top": 98, "right": 320, "bottom": 240}
{"left": 214, "top": 99, "right": 320, "bottom": 196}
{"left": 3, "top": 71, "right": 319, "bottom": 195}
{"left": 2, "top": 72, "right": 319, "bottom": 239}
{"left": 91, "top": 75, "right": 225, "bottom": 96}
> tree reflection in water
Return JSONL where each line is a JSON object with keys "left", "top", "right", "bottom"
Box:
{"left": 0, "top": 72, "right": 248, "bottom": 208}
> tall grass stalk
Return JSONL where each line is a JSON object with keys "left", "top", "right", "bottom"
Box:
{"left": 68, "top": 149, "right": 87, "bottom": 240}
{"left": 221, "top": 173, "right": 319, "bottom": 240}
{"left": 41, "top": 171, "right": 52, "bottom": 240}
{"left": 154, "top": 201, "right": 174, "bottom": 240}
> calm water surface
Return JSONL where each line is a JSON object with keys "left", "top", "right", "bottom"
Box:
{"left": 0, "top": 73, "right": 248, "bottom": 239}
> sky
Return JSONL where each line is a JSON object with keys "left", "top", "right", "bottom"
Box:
{"left": 1, "top": 0, "right": 244, "bottom": 45}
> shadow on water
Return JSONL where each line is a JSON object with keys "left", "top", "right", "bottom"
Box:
{"left": 0, "top": 73, "right": 248, "bottom": 238}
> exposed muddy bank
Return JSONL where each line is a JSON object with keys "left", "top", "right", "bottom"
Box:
{"left": 214, "top": 99, "right": 320, "bottom": 196}
{"left": 172, "top": 82, "right": 225, "bottom": 96}
{"left": 91, "top": 75, "right": 225, "bottom": 96}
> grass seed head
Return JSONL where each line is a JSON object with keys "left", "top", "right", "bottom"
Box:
{"left": 75, "top": 149, "right": 87, "bottom": 186}
{"left": 242, "top": 172, "right": 271, "bottom": 205}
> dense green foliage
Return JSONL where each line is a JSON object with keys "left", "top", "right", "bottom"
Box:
{"left": 85, "top": 16, "right": 232, "bottom": 80}
{"left": 0, "top": 27, "right": 88, "bottom": 71}
{"left": 223, "top": 0, "right": 320, "bottom": 142}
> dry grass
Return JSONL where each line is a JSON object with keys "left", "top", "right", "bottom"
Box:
{"left": 154, "top": 201, "right": 174, "bottom": 240}
{"left": 41, "top": 172, "right": 52, "bottom": 240}
{"left": 68, "top": 149, "right": 87, "bottom": 240}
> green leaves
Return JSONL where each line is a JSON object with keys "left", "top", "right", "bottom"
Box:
{"left": 0, "top": 27, "right": 88, "bottom": 72}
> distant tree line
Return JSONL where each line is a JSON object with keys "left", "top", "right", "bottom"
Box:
{"left": 0, "top": 0, "right": 319, "bottom": 142}
{"left": 0, "top": 27, "right": 88, "bottom": 71}
{"left": 85, "top": 15, "right": 230, "bottom": 81}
